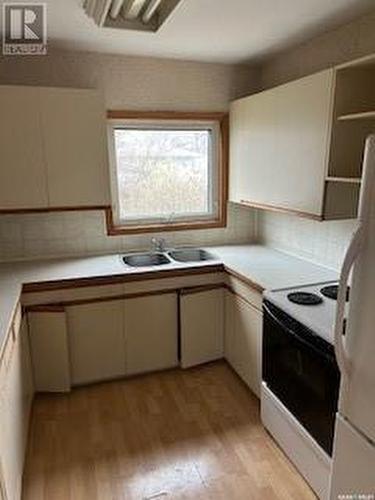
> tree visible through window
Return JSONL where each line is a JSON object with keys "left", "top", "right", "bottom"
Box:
{"left": 107, "top": 113, "right": 227, "bottom": 233}
{"left": 114, "top": 128, "right": 211, "bottom": 221}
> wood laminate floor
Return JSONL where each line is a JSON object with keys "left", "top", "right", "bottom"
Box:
{"left": 22, "top": 362, "right": 316, "bottom": 500}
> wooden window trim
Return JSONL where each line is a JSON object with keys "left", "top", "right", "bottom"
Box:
{"left": 106, "top": 110, "right": 229, "bottom": 236}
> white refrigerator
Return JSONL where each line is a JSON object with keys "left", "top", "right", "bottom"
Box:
{"left": 330, "top": 135, "right": 375, "bottom": 499}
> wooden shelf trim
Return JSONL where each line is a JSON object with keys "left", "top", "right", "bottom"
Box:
{"left": 337, "top": 111, "right": 375, "bottom": 121}
{"left": 237, "top": 200, "right": 323, "bottom": 221}
{"left": 0, "top": 205, "right": 110, "bottom": 215}
{"left": 326, "top": 176, "right": 362, "bottom": 184}
{"left": 107, "top": 110, "right": 228, "bottom": 121}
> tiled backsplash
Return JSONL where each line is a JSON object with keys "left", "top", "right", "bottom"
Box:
{"left": 0, "top": 204, "right": 257, "bottom": 262}
{"left": 0, "top": 205, "right": 358, "bottom": 269}
{"left": 258, "top": 211, "right": 357, "bottom": 270}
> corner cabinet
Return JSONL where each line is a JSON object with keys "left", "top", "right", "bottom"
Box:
{"left": 0, "top": 85, "right": 111, "bottom": 211}
{"left": 230, "top": 56, "right": 375, "bottom": 220}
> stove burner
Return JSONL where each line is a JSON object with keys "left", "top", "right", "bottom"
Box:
{"left": 287, "top": 292, "right": 323, "bottom": 306}
{"left": 320, "top": 285, "right": 350, "bottom": 302}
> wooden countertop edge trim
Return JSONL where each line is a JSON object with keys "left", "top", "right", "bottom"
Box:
{"left": 21, "top": 265, "right": 225, "bottom": 293}
{"left": 24, "top": 281, "right": 264, "bottom": 318}
{"left": 1, "top": 262, "right": 266, "bottom": 359}
{"left": 179, "top": 283, "right": 226, "bottom": 296}
{"left": 26, "top": 304, "right": 66, "bottom": 313}
{"left": 224, "top": 266, "right": 265, "bottom": 292}
{"left": 226, "top": 286, "right": 263, "bottom": 313}
{"left": 21, "top": 264, "right": 265, "bottom": 295}
{"left": 25, "top": 283, "right": 229, "bottom": 309}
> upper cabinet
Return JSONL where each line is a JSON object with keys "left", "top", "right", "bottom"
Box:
{"left": 0, "top": 87, "right": 49, "bottom": 209}
{"left": 40, "top": 88, "right": 111, "bottom": 207}
{"left": 230, "top": 56, "right": 375, "bottom": 220}
{"left": 0, "top": 85, "right": 111, "bottom": 211}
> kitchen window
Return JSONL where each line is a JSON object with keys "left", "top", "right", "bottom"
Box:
{"left": 106, "top": 111, "right": 228, "bottom": 234}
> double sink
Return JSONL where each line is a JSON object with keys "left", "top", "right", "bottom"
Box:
{"left": 123, "top": 248, "right": 215, "bottom": 268}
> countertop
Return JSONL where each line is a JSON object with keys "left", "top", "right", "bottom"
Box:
{"left": 0, "top": 245, "right": 338, "bottom": 354}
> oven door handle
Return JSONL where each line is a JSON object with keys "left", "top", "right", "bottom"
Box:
{"left": 263, "top": 303, "right": 333, "bottom": 361}
{"left": 334, "top": 223, "right": 364, "bottom": 377}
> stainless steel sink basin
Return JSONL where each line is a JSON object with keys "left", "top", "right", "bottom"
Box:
{"left": 122, "top": 252, "right": 171, "bottom": 267}
{"left": 168, "top": 248, "right": 215, "bottom": 263}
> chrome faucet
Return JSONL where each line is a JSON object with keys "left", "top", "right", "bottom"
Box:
{"left": 151, "top": 237, "right": 166, "bottom": 253}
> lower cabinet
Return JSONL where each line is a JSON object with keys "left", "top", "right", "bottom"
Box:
{"left": 0, "top": 314, "right": 34, "bottom": 500}
{"left": 28, "top": 309, "right": 70, "bottom": 392}
{"left": 67, "top": 300, "right": 126, "bottom": 385}
{"left": 180, "top": 288, "right": 225, "bottom": 368}
{"left": 66, "top": 293, "right": 179, "bottom": 384}
{"left": 225, "top": 290, "right": 263, "bottom": 397}
{"left": 125, "top": 293, "right": 178, "bottom": 376}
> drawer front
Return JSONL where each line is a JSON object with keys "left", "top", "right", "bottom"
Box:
{"left": 226, "top": 275, "right": 263, "bottom": 311}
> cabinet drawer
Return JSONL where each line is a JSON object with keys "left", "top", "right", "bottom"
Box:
{"left": 226, "top": 275, "right": 263, "bottom": 311}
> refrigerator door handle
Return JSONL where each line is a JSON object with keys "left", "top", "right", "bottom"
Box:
{"left": 334, "top": 223, "right": 364, "bottom": 377}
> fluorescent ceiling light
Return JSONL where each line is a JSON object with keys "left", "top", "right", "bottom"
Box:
{"left": 123, "top": 0, "right": 147, "bottom": 20}
{"left": 83, "top": 0, "right": 182, "bottom": 31}
{"left": 109, "top": 0, "right": 125, "bottom": 19}
{"left": 142, "top": 0, "right": 162, "bottom": 23}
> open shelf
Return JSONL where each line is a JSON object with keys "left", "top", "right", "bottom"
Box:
{"left": 324, "top": 179, "right": 361, "bottom": 220}
{"left": 326, "top": 176, "right": 362, "bottom": 184}
{"left": 338, "top": 111, "right": 375, "bottom": 121}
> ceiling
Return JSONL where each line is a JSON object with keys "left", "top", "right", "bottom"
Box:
{"left": 6, "top": 0, "right": 375, "bottom": 63}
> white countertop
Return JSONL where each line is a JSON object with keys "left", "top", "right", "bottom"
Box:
{"left": 0, "top": 245, "right": 338, "bottom": 354}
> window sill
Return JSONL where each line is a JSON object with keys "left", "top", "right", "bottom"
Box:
{"left": 105, "top": 208, "right": 227, "bottom": 235}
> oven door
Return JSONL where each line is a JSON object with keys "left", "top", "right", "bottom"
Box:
{"left": 263, "top": 300, "right": 340, "bottom": 456}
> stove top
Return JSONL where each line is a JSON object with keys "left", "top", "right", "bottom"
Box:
{"left": 320, "top": 284, "right": 350, "bottom": 302}
{"left": 287, "top": 292, "right": 323, "bottom": 305}
{"left": 264, "top": 280, "right": 342, "bottom": 345}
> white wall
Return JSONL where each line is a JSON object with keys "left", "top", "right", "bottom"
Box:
{"left": 257, "top": 10, "right": 375, "bottom": 271}
{"left": 0, "top": 50, "right": 259, "bottom": 261}
{"left": 0, "top": 49, "right": 259, "bottom": 110}
{"left": 260, "top": 10, "right": 375, "bottom": 89}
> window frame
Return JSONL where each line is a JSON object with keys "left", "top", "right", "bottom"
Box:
{"left": 106, "top": 111, "right": 229, "bottom": 235}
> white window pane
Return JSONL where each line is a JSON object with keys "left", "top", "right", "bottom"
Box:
{"left": 113, "top": 129, "right": 212, "bottom": 221}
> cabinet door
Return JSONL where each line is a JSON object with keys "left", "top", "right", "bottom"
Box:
{"left": 180, "top": 288, "right": 224, "bottom": 369}
{"left": 125, "top": 293, "right": 178, "bottom": 376}
{"left": 0, "top": 324, "right": 27, "bottom": 500}
{"left": 19, "top": 317, "right": 34, "bottom": 458}
{"left": 224, "top": 290, "right": 236, "bottom": 367}
{"left": 40, "top": 87, "right": 111, "bottom": 207}
{"left": 0, "top": 86, "right": 48, "bottom": 209}
{"left": 67, "top": 300, "right": 125, "bottom": 385}
{"left": 230, "top": 70, "right": 334, "bottom": 216}
{"left": 28, "top": 310, "right": 71, "bottom": 392}
{"left": 226, "top": 294, "right": 263, "bottom": 397}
